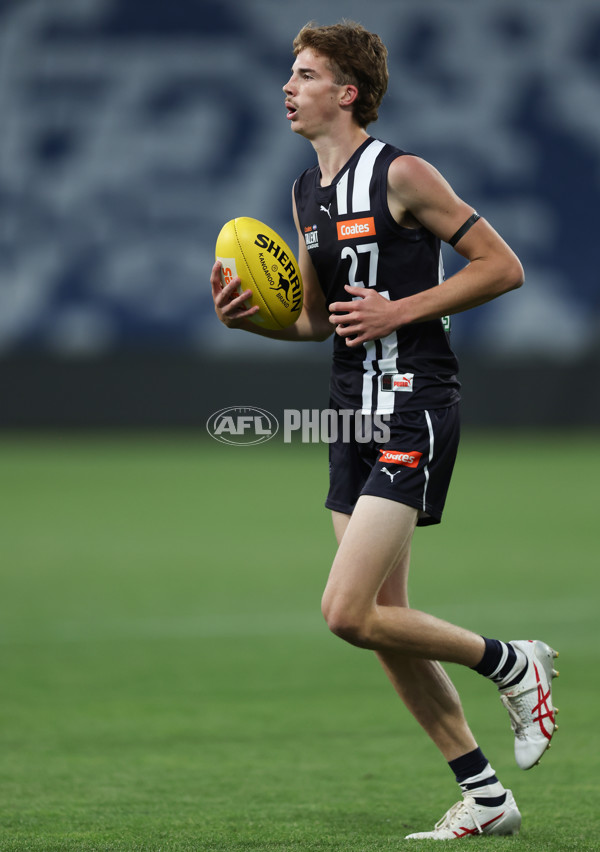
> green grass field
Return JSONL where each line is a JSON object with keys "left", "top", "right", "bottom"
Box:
{"left": 1, "top": 432, "right": 598, "bottom": 851}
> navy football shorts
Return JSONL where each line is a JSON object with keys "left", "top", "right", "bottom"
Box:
{"left": 325, "top": 404, "right": 460, "bottom": 526}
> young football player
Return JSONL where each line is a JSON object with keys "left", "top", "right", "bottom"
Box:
{"left": 210, "top": 21, "right": 558, "bottom": 839}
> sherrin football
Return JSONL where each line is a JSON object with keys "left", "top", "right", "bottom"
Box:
{"left": 215, "top": 217, "right": 303, "bottom": 329}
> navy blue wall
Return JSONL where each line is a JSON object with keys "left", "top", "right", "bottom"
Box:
{"left": 1, "top": 0, "right": 599, "bottom": 425}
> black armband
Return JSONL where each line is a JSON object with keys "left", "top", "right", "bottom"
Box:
{"left": 448, "top": 212, "right": 480, "bottom": 247}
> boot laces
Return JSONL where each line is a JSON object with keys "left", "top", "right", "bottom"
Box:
{"left": 435, "top": 796, "right": 483, "bottom": 834}
{"left": 500, "top": 693, "right": 528, "bottom": 738}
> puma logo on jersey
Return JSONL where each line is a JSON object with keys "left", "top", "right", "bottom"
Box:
{"left": 381, "top": 373, "right": 414, "bottom": 393}
{"left": 320, "top": 203, "right": 332, "bottom": 219}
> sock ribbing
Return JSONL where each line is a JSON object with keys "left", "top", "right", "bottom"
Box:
{"left": 472, "top": 637, "right": 527, "bottom": 688}
{"left": 448, "top": 748, "right": 507, "bottom": 808}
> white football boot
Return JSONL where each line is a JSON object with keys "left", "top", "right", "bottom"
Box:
{"left": 405, "top": 790, "right": 521, "bottom": 840}
{"left": 499, "top": 639, "right": 559, "bottom": 770}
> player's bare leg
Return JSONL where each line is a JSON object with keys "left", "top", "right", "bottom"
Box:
{"left": 376, "top": 562, "right": 479, "bottom": 761}
{"left": 330, "top": 506, "right": 478, "bottom": 761}
{"left": 326, "top": 499, "right": 557, "bottom": 765}
{"left": 323, "top": 496, "right": 485, "bottom": 665}
{"left": 328, "top": 501, "right": 522, "bottom": 840}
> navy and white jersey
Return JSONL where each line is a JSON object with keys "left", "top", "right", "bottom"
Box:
{"left": 293, "top": 136, "right": 461, "bottom": 414}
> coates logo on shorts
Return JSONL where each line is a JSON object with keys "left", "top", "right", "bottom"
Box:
{"left": 206, "top": 406, "right": 279, "bottom": 446}
{"left": 378, "top": 449, "right": 423, "bottom": 468}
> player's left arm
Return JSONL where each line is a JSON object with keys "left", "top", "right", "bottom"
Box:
{"left": 329, "top": 155, "right": 524, "bottom": 346}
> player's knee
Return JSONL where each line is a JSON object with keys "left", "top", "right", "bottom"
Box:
{"left": 321, "top": 594, "right": 370, "bottom": 648}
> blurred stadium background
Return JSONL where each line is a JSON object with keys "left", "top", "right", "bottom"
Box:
{"left": 1, "top": 0, "right": 599, "bottom": 429}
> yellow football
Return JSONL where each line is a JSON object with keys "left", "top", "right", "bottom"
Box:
{"left": 215, "top": 217, "right": 303, "bottom": 329}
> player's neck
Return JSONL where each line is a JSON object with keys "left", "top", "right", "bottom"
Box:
{"left": 312, "top": 126, "right": 370, "bottom": 187}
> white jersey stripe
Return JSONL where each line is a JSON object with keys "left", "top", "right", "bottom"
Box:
{"left": 374, "top": 292, "right": 398, "bottom": 416}
{"left": 361, "top": 342, "right": 376, "bottom": 412}
{"left": 336, "top": 170, "right": 349, "bottom": 216}
{"left": 352, "top": 139, "right": 385, "bottom": 212}
{"left": 351, "top": 140, "right": 387, "bottom": 413}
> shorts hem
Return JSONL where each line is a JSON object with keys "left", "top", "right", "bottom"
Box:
{"left": 324, "top": 498, "right": 355, "bottom": 516}
{"left": 360, "top": 489, "right": 443, "bottom": 526}
{"left": 325, "top": 492, "right": 443, "bottom": 526}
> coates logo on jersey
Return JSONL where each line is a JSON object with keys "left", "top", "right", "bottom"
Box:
{"left": 378, "top": 450, "right": 423, "bottom": 468}
{"left": 337, "top": 217, "right": 376, "bottom": 240}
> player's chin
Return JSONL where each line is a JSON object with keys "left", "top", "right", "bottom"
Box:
{"left": 289, "top": 119, "right": 310, "bottom": 138}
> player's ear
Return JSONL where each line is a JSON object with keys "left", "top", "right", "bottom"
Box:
{"left": 340, "top": 85, "right": 358, "bottom": 107}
